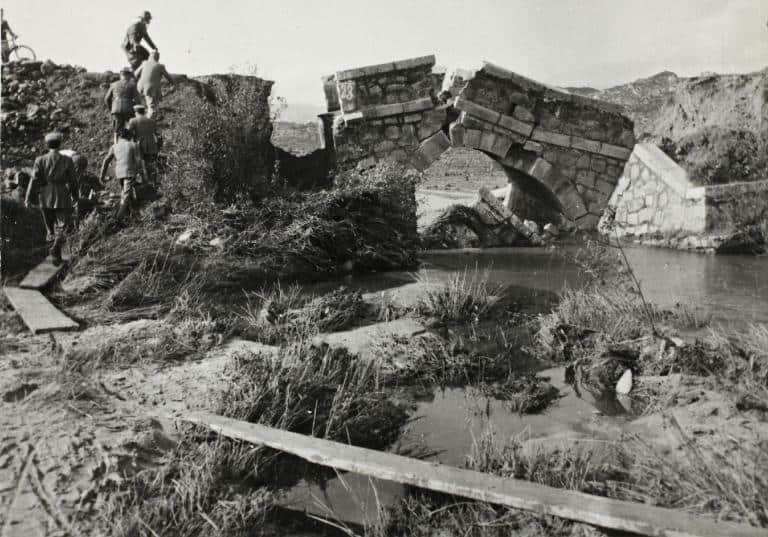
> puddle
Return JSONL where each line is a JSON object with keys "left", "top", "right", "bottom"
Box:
{"left": 281, "top": 366, "right": 633, "bottom": 526}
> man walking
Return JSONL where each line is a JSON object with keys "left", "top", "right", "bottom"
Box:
{"left": 24, "top": 132, "right": 79, "bottom": 265}
{"left": 105, "top": 67, "right": 141, "bottom": 141}
{"left": 122, "top": 11, "right": 157, "bottom": 70}
{"left": 99, "top": 128, "right": 148, "bottom": 222}
{"left": 135, "top": 50, "right": 175, "bottom": 119}
{"left": 127, "top": 104, "right": 162, "bottom": 186}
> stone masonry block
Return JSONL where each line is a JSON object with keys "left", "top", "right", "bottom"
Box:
{"left": 410, "top": 130, "right": 450, "bottom": 171}
{"left": 523, "top": 141, "right": 544, "bottom": 154}
{"left": 336, "top": 55, "right": 435, "bottom": 82}
{"left": 362, "top": 102, "right": 404, "bottom": 119}
{"left": 463, "top": 128, "right": 482, "bottom": 149}
{"left": 478, "top": 131, "right": 498, "bottom": 154}
{"left": 570, "top": 136, "right": 601, "bottom": 154}
{"left": 498, "top": 113, "right": 534, "bottom": 137}
{"left": 403, "top": 113, "right": 423, "bottom": 123}
{"left": 454, "top": 97, "right": 501, "bottom": 125}
{"left": 403, "top": 97, "right": 435, "bottom": 114}
{"left": 322, "top": 74, "right": 340, "bottom": 112}
{"left": 512, "top": 105, "right": 536, "bottom": 123}
{"left": 393, "top": 55, "right": 436, "bottom": 72}
{"left": 489, "top": 134, "right": 514, "bottom": 159}
{"left": 449, "top": 123, "right": 465, "bottom": 147}
{"left": 531, "top": 128, "right": 571, "bottom": 148}
{"left": 599, "top": 142, "right": 633, "bottom": 160}
{"left": 338, "top": 80, "right": 358, "bottom": 113}
{"left": 385, "top": 125, "right": 401, "bottom": 140}
{"left": 337, "top": 62, "right": 396, "bottom": 81}
{"left": 528, "top": 158, "right": 554, "bottom": 182}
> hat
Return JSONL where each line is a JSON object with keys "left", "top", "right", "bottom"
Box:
{"left": 120, "top": 66, "right": 133, "bottom": 75}
{"left": 133, "top": 104, "right": 146, "bottom": 112}
{"left": 44, "top": 132, "right": 63, "bottom": 143}
{"left": 141, "top": 10, "right": 152, "bottom": 20}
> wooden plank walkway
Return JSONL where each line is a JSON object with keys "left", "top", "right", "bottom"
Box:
{"left": 3, "top": 287, "right": 79, "bottom": 334}
{"left": 19, "top": 256, "right": 67, "bottom": 290}
{"left": 181, "top": 412, "right": 767, "bottom": 537}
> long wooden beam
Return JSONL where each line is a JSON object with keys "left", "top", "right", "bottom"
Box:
{"left": 180, "top": 412, "right": 766, "bottom": 537}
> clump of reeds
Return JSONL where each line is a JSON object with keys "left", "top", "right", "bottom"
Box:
{"left": 238, "top": 285, "right": 368, "bottom": 344}
{"left": 416, "top": 266, "right": 503, "bottom": 324}
{"left": 483, "top": 374, "right": 560, "bottom": 414}
{"left": 94, "top": 435, "right": 275, "bottom": 537}
{"left": 60, "top": 317, "right": 218, "bottom": 372}
{"left": 218, "top": 343, "right": 407, "bottom": 449}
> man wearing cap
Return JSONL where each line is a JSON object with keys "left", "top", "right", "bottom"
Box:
{"left": 127, "top": 104, "right": 162, "bottom": 186}
{"left": 122, "top": 11, "right": 157, "bottom": 70}
{"left": 105, "top": 68, "right": 141, "bottom": 141}
{"left": 99, "top": 127, "right": 148, "bottom": 222}
{"left": 24, "top": 132, "right": 79, "bottom": 265}
{"left": 135, "top": 50, "right": 175, "bottom": 119}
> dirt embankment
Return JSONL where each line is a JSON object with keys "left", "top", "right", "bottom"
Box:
{"left": 570, "top": 69, "right": 768, "bottom": 185}
{"left": 568, "top": 69, "right": 767, "bottom": 143}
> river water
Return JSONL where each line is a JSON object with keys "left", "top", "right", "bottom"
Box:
{"left": 285, "top": 246, "right": 767, "bottom": 524}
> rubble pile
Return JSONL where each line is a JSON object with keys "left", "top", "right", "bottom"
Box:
{"left": 1, "top": 60, "right": 111, "bottom": 170}
{"left": 421, "top": 186, "right": 558, "bottom": 249}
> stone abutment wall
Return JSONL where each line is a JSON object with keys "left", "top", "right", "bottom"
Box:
{"left": 320, "top": 56, "right": 636, "bottom": 230}
{"left": 603, "top": 143, "right": 768, "bottom": 252}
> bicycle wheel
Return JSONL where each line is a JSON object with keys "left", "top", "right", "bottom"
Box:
{"left": 10, "top": 45, "right": 36, "bottom": 62}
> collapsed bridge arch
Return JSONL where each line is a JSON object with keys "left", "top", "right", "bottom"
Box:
{"left": 321, "top": 55, "right": 636, "bottom": 229}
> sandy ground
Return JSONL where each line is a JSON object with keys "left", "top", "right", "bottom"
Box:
{"left": 0, "top": 318, "right": 275, "bottom": 536}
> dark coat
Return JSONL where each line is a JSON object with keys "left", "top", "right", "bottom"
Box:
{"left": 26, "top": 150, "right": 78, "bottom": 209}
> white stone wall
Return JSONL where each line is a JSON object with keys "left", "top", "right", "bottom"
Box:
{"left": 607, "top": 143, "right": 705, "bottom": 237}
{"left": 604, "top": 143, "right": 768, "bottom": 252}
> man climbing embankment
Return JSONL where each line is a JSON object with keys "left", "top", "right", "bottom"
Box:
{"left": 104, "top": 67, "right": 141, "bottom": 142}
{"left": 99, "top": 128, "right": 148, "bottom": 222}
{"left": 135, "top": 50, "right": 175, "bottom": 119}
{"left": 122, "top": 10, "right": 157, "bottom": 70}
{"left": 24, "top": 132, "right": 79, "bottom": 265}
{"left": 127, "top": 104, "right": 162, "bottom": 187}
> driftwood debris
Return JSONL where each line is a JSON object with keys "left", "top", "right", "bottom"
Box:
{"left": 180, "top": 411, "right": 766, "bottom": 537}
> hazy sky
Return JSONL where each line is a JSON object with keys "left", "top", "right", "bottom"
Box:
{"left": 3, "top": 0, "right": 767, "bottom": 119}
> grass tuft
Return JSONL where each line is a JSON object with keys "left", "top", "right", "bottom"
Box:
{"left": 416, "top": 266, "right": 503, "bottom": 324}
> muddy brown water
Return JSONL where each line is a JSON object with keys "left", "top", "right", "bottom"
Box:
{"left": 286, "top": 247, "right": 767, "bottom": 524}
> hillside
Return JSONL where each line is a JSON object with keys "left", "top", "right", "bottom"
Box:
{"left": 568, "top": 69, "right": 767, "bottom": 144}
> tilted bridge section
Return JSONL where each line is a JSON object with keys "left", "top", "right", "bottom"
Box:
{"left": 318, "top": 55, "right": 636, "bottom": 229}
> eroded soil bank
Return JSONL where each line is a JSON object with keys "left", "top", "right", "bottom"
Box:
{"left": 2, "top": 244, "right": 767, "bottom": 536}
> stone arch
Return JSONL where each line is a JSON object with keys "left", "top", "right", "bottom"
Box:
{"left": 322, "top": 56, "right": 636, "bottom": 229}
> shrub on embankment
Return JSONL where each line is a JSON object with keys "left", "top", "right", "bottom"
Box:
{"left": 62, "top": 161, "right": 418, "bottom": 320}
{"left": 660, "top": 127, "right": 768, "bottom": 186}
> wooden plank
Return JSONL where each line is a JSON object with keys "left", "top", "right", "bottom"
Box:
{"left": 181, "top": 412, "right": 766, "bottom": 537}
{"left": 19, "top": 256, "right": 67, "bottom": 290}
{"left": 3, "top": 287, "right": 79, "bottom": 334}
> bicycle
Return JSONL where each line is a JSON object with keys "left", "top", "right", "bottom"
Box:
{"left": 3, "top": 34, "right": 36, "bottom": 63}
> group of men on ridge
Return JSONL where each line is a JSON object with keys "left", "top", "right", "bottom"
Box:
{"left": 23, "top": 11, "right": 175, "bottom": 264}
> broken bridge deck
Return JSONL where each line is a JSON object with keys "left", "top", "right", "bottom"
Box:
{"left": 3, "top": 287, "right": 79, "bottom": 334}
{"left": 181, "top": 411, "right": 766, "bottom": 537}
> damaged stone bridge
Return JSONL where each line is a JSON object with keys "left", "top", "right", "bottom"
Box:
{"left": 320, "top": 55, "right": 636, "bottom": 229}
